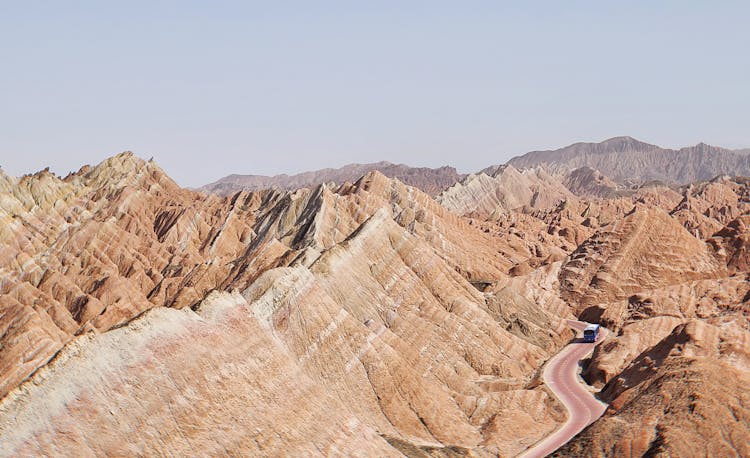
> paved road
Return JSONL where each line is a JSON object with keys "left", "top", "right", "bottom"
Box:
{"left": 519, "top": 320, "right": 608, "bottom": 458}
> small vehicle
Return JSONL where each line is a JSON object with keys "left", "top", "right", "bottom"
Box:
{"left": 583, "top": 324, "right": 600, "bottom": 343}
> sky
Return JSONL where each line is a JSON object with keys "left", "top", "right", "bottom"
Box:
{"left": 1, "top": 1, "right": 749, "bottom": 186}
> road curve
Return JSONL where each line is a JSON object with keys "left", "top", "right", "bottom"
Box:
{"left": 519, "top": 320, "right": 608, "bottom": 458}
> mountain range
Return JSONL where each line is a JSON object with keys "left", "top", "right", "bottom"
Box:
{"left": 200, "top": 137, "right": 750, "bottom": 198}
{"left": 505, "top": 136, "right": 750, "bottom": 184}
{"left": 1, "top": 142, "right": 749, "bottom": 456}
{"left": 200, "top": 161, "right": 464, "bottom": 196}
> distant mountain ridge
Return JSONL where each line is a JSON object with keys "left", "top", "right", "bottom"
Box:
{"left": 200, "top": 161, "right": 464, "bottom": 196}
{"left": 504, "top": 136, "right": 750, "bottom": 184}
{"left": 202, "top": 137, "right": 750, "bottom": 197}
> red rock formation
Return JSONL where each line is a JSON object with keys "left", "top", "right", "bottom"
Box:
{"left": 3, "top": 152, "right": 750, "bottom": 456}
{"left": 555, "top": 179, "right": 750, "bottom": 456}
{"left": 438, "top": 165, "right": 574, "bottom": 216}
{"left": 0, "top": 153, "right": 574, "bottom": 456}
{"left": 560, "top": 320, "right": 750, "bottom": 457}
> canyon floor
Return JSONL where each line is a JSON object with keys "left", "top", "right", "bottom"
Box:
{"left": 1, "top": 150, "right": 749, "bottom": 457}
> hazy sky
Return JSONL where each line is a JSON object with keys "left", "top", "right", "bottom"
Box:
{"left": 1, "top": 1, "right": 748, "bottom": 186}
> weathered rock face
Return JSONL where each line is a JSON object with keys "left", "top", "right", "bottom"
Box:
{"left": 438, "top": 165, "right": 574, "bottom": 217}
{"left": 238, "top": 211, "right": 566, "bottom": 454}
{"left": 560, "top": 205, "right": 726, "bottom": 309}
{"left": 0, "top": 154, "right": 271, "bottom": 398}
{"left": 440, "top": 169, "right": 750, "bottom": 457}
{"left": 562, "top": 166, "right": 621, "bottom": 198}
{"left": 437, "top": 166, "right": 750, "bottom": 455}
{"left": 0, "top": 292, "right": 401, "bottom": 456}
{"left": 582, "top": 274, "right": 750, "bottom": 386}
{"left": 555, "top": 178, "right": 750, "bottom": 456}
{"left": 559, "top": 320, "right": 750, "bottom": 458}
{"left": 200, "top": 161, "right": 465, "bottom": 196}
{"left": 0, "top": 154, "right": 575, "bottom": 456}
{"left": 4, "top": 151, "right": 750, "bottom": 457}
{"left": 434, "top": 159, "right": 750, "bottom": 456}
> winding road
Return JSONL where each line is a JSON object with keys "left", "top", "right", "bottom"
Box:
{"left": 519, "top": 320, "right": 608, "bottom": 458}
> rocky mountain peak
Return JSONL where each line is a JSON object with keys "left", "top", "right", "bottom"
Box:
{"left": 78, "top": 151, "right": 179, "bottom": 196}
{"left": 599, "top": 136, "right": 657, "bottom": 151}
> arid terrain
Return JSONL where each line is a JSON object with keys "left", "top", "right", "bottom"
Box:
{"left": 1, "top": 138, "right": 750, "bottom": 457}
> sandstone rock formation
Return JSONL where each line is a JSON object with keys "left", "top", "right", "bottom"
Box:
{"left": 559, "top": 205, "right": 726, "bottom": 308}
{"left": 3, "top": 151, "right": 750, "bottom": 457}
{"left": 0, "top": 292, "right": 401, "bottom": 456}
{"left": 0, "top": 154, "right": 266, "bottom": 398}
{"left": 435, "top": 158, "right": 750, "bottom": 456}
{"left": 0, "top": 153, "right": 577, "bottom": 457}
{"left": 200, "top": 161, "right": 464, "bottom": 196}
{"left": 438, "top": 165, "right": 574, "bottom": 217}
{"left": 560, "top": 320, "right": 750, "bottom": 457}
{"left": 555, "top": 177, "right": 750, "bottom": 456}
{"left": 562, "top": 167, "right": 621, "bottom": 198}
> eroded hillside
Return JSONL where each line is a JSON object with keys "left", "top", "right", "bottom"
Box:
{"left": 0, "top": 154, "right": 577, "bottom": 457}
{"left": 1, "top": 153, "right": 749, "bottom": 457}
{"left": 558, "top": 177, "right": 750, "bottom": 456}
{"left": 440, "top": 165, "right": 750, "bottom": 457}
